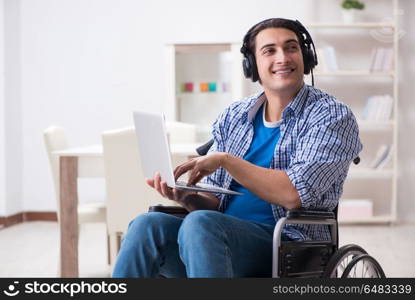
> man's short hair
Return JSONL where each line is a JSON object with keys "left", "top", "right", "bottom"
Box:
{"left": 245, "top": 18, "right": 307, "bottom": 55}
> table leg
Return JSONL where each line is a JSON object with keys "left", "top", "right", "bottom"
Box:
{"left": 59, "top": 156, "right": 79, "bottom": 277}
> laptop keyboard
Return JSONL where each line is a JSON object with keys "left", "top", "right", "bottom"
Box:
{"left": 176, "top": 180, "right": 206, "bottom": 188}
{"left": 175, "top": 181, "right": 229, "bottom": 192}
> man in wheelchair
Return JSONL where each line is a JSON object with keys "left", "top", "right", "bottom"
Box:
{"left": 112, "top": 18, "right": 384, "bottom": 278}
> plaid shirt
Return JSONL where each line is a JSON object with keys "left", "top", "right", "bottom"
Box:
{"left": 202, "top": 84, "right": 362, "bottom": 241}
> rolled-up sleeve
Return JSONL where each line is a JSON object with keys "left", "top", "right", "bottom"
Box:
{"left": 286, "top": 102, "right": 362, "bottom": 210}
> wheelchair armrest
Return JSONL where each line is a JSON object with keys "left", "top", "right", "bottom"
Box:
{"left": 286, "top": 209, "right": 335, "bottom": 220}
{"left": 148, "top": 205, "right": 189, "bottom": 218}
{"left": 272, "top": 209, "right": 338, "bottom": 278}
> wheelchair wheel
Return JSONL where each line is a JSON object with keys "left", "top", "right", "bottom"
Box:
{"left": 322, "top": 244, "right": 367, "bottom": 278}
{"left": 341, "top": 254, "right": 385, "bottom": 278}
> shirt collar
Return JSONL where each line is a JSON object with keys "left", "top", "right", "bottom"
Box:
{"left": 245, "top": 83, "right": 309, "bottom": 123}
{"left": 282, "top": 83, "right": 309, "bottom": 119}
{"left": 247, "top": 92, "right": 266, "bottom": 123}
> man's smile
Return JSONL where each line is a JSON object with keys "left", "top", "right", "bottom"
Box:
{"left": 271, "top": 67, "right": 295, "bottom": 75}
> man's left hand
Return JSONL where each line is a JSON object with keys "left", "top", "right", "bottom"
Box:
{"left": 174, "top": 152, "right": 227, "bottom": 185}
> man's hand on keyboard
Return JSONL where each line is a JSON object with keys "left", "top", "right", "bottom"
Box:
{"left": 174, "top": 152, "right": 228, "bottom": 186}
{"left": 146, "top": 172, "right": 221, "bottom": 212}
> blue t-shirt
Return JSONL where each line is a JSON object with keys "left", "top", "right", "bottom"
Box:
{"left": 224, "top": 103, "right": 281, "bottom": 226}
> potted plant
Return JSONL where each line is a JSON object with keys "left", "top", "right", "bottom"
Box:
{"left": 341, "top": 0, "right": 365, "bottom": 24}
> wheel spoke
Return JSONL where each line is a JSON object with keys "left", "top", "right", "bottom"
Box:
{"left": 344, "top": 256, "right": 384, "bottom": 278}
{"left": 338, "top": 254, "right": 352, "bottom": 277}
{"left": 361, "top": 259, "right": 369, "bottom": 277}
{"left": 363, "top": 260, "right": 367, "bottom": 277}
{"left": 353, "top": 262, "right": 357, "bottom": 277}
{"left": 326, "top": 247, "right": 378, "bottom": 278}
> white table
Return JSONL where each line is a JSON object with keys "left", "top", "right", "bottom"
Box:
{"left": 53, "top": 143, "right": 199, "bottom": 277}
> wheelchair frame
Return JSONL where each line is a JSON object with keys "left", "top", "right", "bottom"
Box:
{"left": 272, "top": 210, "right": 338, "bottom": 278}
{"left": 273, "top": 208, "right": 385, "bottom": 278}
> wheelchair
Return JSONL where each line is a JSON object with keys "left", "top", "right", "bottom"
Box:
{"left": 148, "top": 140, "right": 386, "bottom": 278}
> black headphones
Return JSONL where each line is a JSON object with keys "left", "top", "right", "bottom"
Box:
{"left": 240, "top": 18, "right": 318, "bottom": 84}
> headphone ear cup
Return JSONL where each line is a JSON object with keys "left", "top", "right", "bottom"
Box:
{"left": 242, "top": 53, "right": 259, "bottom": 82}
{"left": 302, "top": 47, "right": 316, "bottom": 75}
{"left": 248, "top": 54, "right": 259, "bottom": 82}
{"left": 242, "top": 56, "right": 252, "bottom": 79}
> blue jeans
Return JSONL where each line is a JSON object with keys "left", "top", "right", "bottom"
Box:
{"left": 112, "top": 210, "right": 278, "bottom": 278}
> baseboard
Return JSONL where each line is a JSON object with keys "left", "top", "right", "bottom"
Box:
{"left": 0, "top": 212, "right": 24, "bottom": 228}
{"left": 0, "top": 211, "right": 57, "bottom": 229}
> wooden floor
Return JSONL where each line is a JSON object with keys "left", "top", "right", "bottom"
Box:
{"left": 0, "top": 221, "right": 414, "bottom": 277}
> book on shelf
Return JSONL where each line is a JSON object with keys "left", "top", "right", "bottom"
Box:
{"left": 361, "top": 94, "right": 394, "bottom": 121}
{"left": 376, "top": 144, "right": 394, "bottom": 169}
{"left": 370, "top": 144, "right": 393, "bottom": 169}
{"left": 369, "top": 47, "right": 394, "bottom": 72}
{"left": 315, "top": 46, "right": 338, "bottom": 72}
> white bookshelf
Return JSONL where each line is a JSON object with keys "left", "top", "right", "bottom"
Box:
{"left": 358, "top": 120, "right": 395, "bottom": 131}
{"left": 307, "top": 23, "right": 395, "bottom": 29}
{"left": 314, "top": 71, "right": 394, "bottom": 77}
{"left": 348, "top": 168, "right": 394, "bottom": 179}
{"left": 310, "top": 0, "right": 399, "bottom": 224}
{"left": 339, "top": 214, "right": 394, "bottom": 225}
{"left": 164, "top": 42, "right": 243, "bottom": 142}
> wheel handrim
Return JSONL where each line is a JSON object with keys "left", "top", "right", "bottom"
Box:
{"left": 342, "top": 255, "right": 385, "bottom": 278}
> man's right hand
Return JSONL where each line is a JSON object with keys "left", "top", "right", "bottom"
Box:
{"left": 145, "top": 172, "right": 221, "bottom": 212}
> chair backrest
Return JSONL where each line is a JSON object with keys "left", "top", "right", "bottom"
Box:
{"left": 196, "top": 139, "right": 214, "bottom": 156}
{"left": 102, "top": 127, "right": 171, "bottom": 235}
{"left": 43, "top": 126, "right": 68, "bottom": 218}
{"left": 165, "top": 121, "right": 197, "bottom": 144}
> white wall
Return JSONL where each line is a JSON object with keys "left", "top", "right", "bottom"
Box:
{"left": 17, "top": 0, "right": 313, "bottom": 213}
{"left": 2, "top": 0, "right": 23, "bottom": 216}
{"left": 1, "top": 0, "right": 414, "bottom": 222}
{"left": 0, "top": 0, "right": 6, "bottom": 215}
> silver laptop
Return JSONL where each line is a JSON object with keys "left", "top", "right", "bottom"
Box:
{"left": 133, "top": 111, "right": 242, "bottom": 195}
